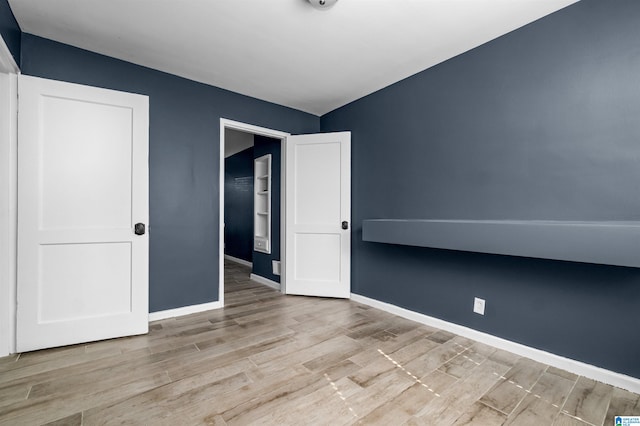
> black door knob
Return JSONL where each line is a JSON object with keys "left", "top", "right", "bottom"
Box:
{"left": 134, "top": 223, "right": 146, "bottom": 235}
{"left": 342, "top": 221, "right": 349, "bottom": 230}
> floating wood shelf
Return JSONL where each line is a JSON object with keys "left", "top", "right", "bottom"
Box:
{"left": 362, "top": 219, "right": 640, "bottom": 268}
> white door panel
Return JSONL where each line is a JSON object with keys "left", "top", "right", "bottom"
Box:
{"left": 39, "top": 242, "right": 132, "bottom": 322}
{"left": 40, "top": 96, "right": 133, "bottom": 230}
{"left": 17, "top": 75, "right": 149, "bottom": 352}
{"left": 294, "top": 141, "right": 342, "bottom": 225}
{"left": 285, "top": 132, "right": 350, "bottom": 298}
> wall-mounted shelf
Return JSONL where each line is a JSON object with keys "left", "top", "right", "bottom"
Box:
{"left": 362, "top": 219, "right": 640, "bottom": 268}
{"left": 254, "top": 154, "right": 272, "bottom": 254}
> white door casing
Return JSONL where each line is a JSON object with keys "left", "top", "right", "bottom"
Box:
{"left": 17, "top": 75, "right": 149, "bottom": 352}
{"left": 0, "top": 72, "right": 18, "bottom": 357}
{"left": 219, "top": 119, "right": 290, "bottom": 301}
{"left": 285, "top": 132, "right": 351, "bottom": 298}
{"left": 0, "top": 30, "right": 20, "bottom": 357}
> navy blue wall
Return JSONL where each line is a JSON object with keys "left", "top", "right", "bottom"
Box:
{"left": 321, "top": 0, "right": 640, "bottom": 378}
{"left": 224, "top": 147, "right": 254, "bottom": 263}
{"left": 252, "top": 135, "right": 281, "bottom": 283}
{"left": 20, "top": 34, "right": 320, "bottom": 312}
{"left": 0, "top": 0, "right": 20, "bottom": 66}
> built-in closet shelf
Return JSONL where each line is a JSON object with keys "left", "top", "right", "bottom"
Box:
{"left": 254, "top": 154, "right": 272, "bottom": 254}
{"left": 362, "top": 219, "right": 640, "bottom": 268}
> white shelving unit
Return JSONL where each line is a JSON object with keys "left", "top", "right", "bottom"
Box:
{"left": 254, "top": 154, "right": 271, "bottom": 254}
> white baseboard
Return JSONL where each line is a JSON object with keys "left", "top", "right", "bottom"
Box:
{"left": 351, "top": 293, "right": 640, "bottom": 394}
{"left": 224, "top": 254, "right": 252, "bottom": 267}
{"left": 148, "top": 301, "right": 223, "bottom": 322}
{"left": 250, "top": 273, "right": 281, "bottom": 291}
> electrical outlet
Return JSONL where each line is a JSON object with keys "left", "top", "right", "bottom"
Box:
{"left": 473, "top": 297, "right": 485, "bottom": 315}
{"left": 272, "top": 260, "right": 281, "bottom": 276}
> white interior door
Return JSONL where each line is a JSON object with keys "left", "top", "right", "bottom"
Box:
{"left": 285, "top": 132, "right": 350, "bottom": 298}
{"left": 17, "top": 75, "right": 149, "bottom": 352}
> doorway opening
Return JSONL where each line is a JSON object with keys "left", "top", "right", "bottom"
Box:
{"left": 218, "top": 119, "right": 289, "bottom": 307}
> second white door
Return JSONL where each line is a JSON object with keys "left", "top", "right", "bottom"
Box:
{"left": 285, "top": 132, "right": 350, "bottom": 298}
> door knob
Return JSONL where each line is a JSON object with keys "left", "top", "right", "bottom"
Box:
{"left": 342, "top": 221, "right": 349, "bottom": 230}
{"left": 134, "top": 223, "right": 146, "bottom": 235}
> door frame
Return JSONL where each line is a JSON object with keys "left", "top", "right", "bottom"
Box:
{"left": 219, "top": 119, "right": 290, "bottom": 303}
{"left": 0, "top": 36, "right": 19, "bottom": 357}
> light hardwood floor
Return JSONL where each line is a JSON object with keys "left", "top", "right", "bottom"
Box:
{"left": 1, "top": 260, "right": 638, "bottom": 425}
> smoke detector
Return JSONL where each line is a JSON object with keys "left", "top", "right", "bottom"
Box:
{"left": 308, "top": 0, "right": 338, "bottom": 11}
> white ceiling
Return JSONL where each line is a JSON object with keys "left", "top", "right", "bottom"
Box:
{"left": 9, "top": 0, "right": 578, "bottom": 116}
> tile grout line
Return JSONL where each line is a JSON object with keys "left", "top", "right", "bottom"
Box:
{"left": 477, "top": 399, "right": 511, "bottom": 417}
{"left": 378, "top": 349, "right": 441, "bottom": 397}
{"left": 323, "top": 372, "right": 361, "bottom": 423}
{"left": 600, "top": 383, "right": 615, "bottom": 426}
{"left": 558, "top": 374, "right": 580, "bottom": 417}
{"left": 247, "top": 356, "right": 259, "bottom": 369}
{"left": 491, "top": 368, "right": 567, "bottom": 415}
{"left": 504, "top": 373, "right": 538, "bottom": 422}
{"left": 559, "top": 410, "right": 597, "bottom": 426}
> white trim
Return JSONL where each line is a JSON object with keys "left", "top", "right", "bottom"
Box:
{"left": 221, "top": 119, "right": 290, "bottom": 140}
{"left": 0, "top": 36, "right": 19, "bottom": 74}
{"left": 224, "top": 254, "right": 252, "bottom": 268}
{"left": 351, "top": 293, "right": 640, "bottom": 394}
{"left": 219, "top": 118, "right": 290, "bottom": 307}
{"left": 8, "top": 73, "right": 16, "bottom": 355}
{"left": 280, "top": 137, "right": 286, "bottom": 294}
{"left": 0, "top": 72, "right": 17, "bottom": 356}
{"left": 218, "top": 122, "right": 226, "bottom": 309}
{"left": 148, "top": 301, "right": 223, "bottom": 322}
{"left": 250, "top": 273, "right": 281, "bottom": 291}
{"left": 0, "top": 32, "right": 19, "bottom": 356}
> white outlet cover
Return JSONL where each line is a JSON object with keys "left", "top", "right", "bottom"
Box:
{"left": 474, "top": 297, "right": 486, "bottom": 315}
{"left": 272, "top": 260, "right": 281, "bottom": 276}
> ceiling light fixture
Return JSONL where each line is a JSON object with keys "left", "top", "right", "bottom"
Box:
{"left": 308, "top": 0, "right": 338, "bottom": 11}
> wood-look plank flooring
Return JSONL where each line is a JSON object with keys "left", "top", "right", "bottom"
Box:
{"left": 1, "top": 260, "right": 638, "bottom": 425}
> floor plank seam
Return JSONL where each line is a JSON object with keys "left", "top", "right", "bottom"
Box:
{"left": 460, "top": 353, "right": 482, "bottom": 366}
{"left": 377, "top": 349, "right": 441, "bottom": 397}
{"left": 323, "top": 373, "right": 361, "bottom": 422}
{"left": 560, "top": 410, "right": 597, "bottom": 426}
{"left": 478, "top": 399, "right": 510, "bottom": 417}
{"left": 558, "top": 374, "right": 580, "bottom": 416}
{"left": 491, "top": 369, "right": 567, "bottom": 413}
